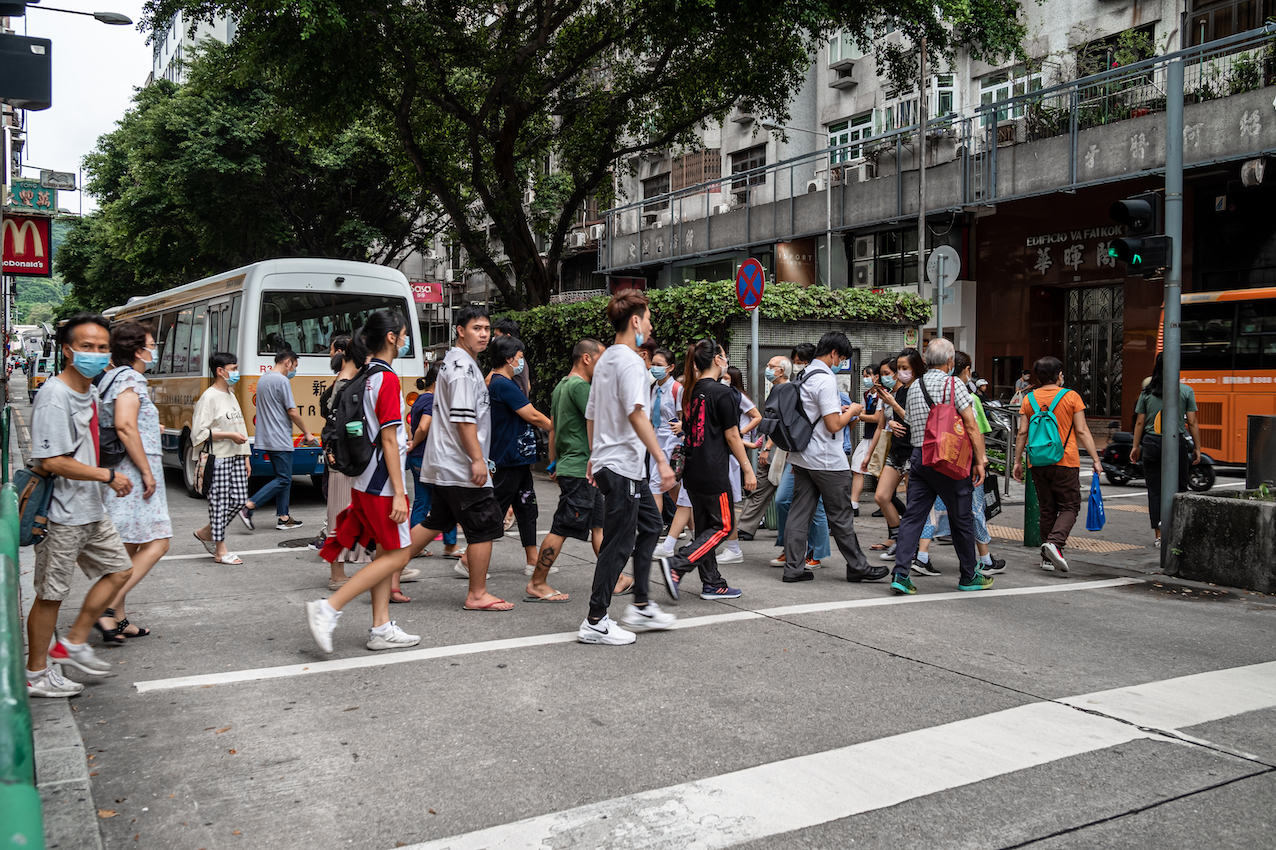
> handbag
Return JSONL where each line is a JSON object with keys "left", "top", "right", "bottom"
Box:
{"left": 1086, "top": 475, "right": 1106, "bottom": 531}
{"left": 865, "top": 430, "right": 891, "bottom": 479}
{"left": 919, "top": 376, "right": 974, "bottom": 480}
{"left": 14, "top": 464, "right": 55, "bottom": 546}
{"left": 767, "top": 447, "right": 787, "bottom": 487}
{"left": 983, "top": 473, "right": 1002, "bottom": 520}
{"left": 96, "top": 370, "right": 128, "bottom": 467}
{"left": 194, "top": 442, "right": 216, "bottom": 498}
{"left": 669, "top": 443, "right": 687, "bottom": 483}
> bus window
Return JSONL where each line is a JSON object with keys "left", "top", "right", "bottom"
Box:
{"left": 1180, "top": 302, "right": 1235, "bottom": 371}
{"left": 257, "top": 291, "right": 414, "bottom": 356}
{"left": 157, "top": 312, "right": 178, "bottom": 373}
{"left": 227, "top": 295, "right": 241, "bottom": 357}
{"left": 1236, "top": 298, "right": 1276, "bottom": 370}
{"left": 171, "top": 308, "right": 194, "bottom": 373}
{"left": 189, "top": 303, "right": 208, "bottom": 375}
{"left": 209, "top": 305, "right": 222, "bottom": 359}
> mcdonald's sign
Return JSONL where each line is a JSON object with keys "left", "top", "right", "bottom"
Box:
{"left": 2, "top": 214, "right": 52, "bottom": 276}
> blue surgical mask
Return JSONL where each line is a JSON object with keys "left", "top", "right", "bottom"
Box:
{"left": 512, "top": 358, "right": 526, "bottom": 376}
{"left": 882, "top": 374, "right": 897, "bottom": 388}
{"left": 650, "top": 366, "right": 666, "bottom": 381}
{"left": 226, "top": 370, "right": 240, "bottom": 385}
{"left": 70, "top": 350, "right": 110, "bottom": 380}
{"left": 635, "top": 331, "right": 645, "bottom": 347}
{"left": 862, "top": 376, "right": 874, "bottom": 388}
{"left": 398, "top": 342, "right": 410, "bottom": 358}
{"left": 286, "top": 369, "right": 298, "bottom": 379}
{"left": 765, "top": 368, "right": 776, "bottom": 382}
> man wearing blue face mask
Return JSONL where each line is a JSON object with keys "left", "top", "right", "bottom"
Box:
{"left": 241, "top": 349, "right": 315, "bottom": 532}
{"left": 488, "top": 334, "right": 552, "bottom": 572}
{"left": 26, "top": 313, "right": 136, "bottom": 698}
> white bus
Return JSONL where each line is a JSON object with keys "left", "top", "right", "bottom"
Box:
{"left": 106, "top": 258, "right": 425, "bottom": 495}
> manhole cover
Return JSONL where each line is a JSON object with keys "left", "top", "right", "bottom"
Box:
{"left": 278, "top": 538, "right": 314, "bottom": 549}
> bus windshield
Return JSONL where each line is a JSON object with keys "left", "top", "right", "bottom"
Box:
{"left": 257, "top": 291, "right": 414, "bottom": 356}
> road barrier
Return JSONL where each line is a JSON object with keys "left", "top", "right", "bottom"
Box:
{"left": 1, "top": 404, "right": 45, "bottom": 848}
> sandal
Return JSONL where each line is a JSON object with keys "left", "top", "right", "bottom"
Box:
{"left": 193, "top": 531, "right": 216, "bottom": 555}
{"left": 94, "top": 609, "right": 126, "bottom": 645}
{"left": 213, "top": 553, "right": 244, "bottom": 565}
{"left": 442, "top": 548, "right": 467, "bottom": 560}
{"left": 390, "top": 589, "right": 411, "bottom": 603}
{"left": 116, "top": 617, "right": 150, "bottom": 638}
{"left": 870, "top": 541, "right": 892, "bottom": 551}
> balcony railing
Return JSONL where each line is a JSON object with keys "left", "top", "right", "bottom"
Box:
{"left": 600, "top": 23, "right": 1276, "bottom": 273}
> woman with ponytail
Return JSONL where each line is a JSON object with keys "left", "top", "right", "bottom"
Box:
{"left": 306, "top": 310, "right": 423, "bottom": 654}
{"left": 655, "top": 340, "right": 755, "bottom": 602}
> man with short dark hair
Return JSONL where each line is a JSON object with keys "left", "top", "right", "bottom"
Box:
{"left": 26, "top": 313, "right": 135, "bottom": 698}
{"left": 241, "top": 349, "right": 315, "bottom": 531}
{"left": 781, "top": 332, "right": 885, "bottom": 585}
{"left": 491, "top": 316, "right": 530, "bottom": 397}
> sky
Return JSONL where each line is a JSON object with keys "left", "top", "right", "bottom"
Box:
{"left": 12, "top": 0, "right": 152, "bottom": 214}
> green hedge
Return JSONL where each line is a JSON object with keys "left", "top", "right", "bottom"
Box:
{"left": 504, "top": 280, "right": 930, "bottom": 409}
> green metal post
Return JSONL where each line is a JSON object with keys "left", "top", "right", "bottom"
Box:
{"left": 2, "top": 405, "right": 10, "bottom": 485}
{"left": 1023, "top": 467, "right": 1041, "bottom": 548}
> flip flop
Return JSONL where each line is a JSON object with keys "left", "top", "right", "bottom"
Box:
{"left": 213, "top": 553, "right": 243, "bottom": 565}
{"left": 194, "top": 532, "right": 217, "bottom": 555}
{"left": 462, "top": 598, "right": 514, "bottom": 612}
{"left": 522, "top": 591, "right": 570, "bottom": 603}
{"left": 442, "top": 548, "right": 467, "bottom": 560}
{"left": 870, "top": 541, "right": 892, "bottom": 551}
{"left": 614, "top": 577, "right": 635, "bottom": 596}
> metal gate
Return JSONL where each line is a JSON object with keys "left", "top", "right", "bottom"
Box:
{"left": 1065, "top": 285, "right": 1124, "bottom": 417}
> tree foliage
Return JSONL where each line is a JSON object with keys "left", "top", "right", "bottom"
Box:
{"left": 57, "top": 42, "right": 443, "bottom": 313}
{"left": 504, "top": 280, "right": 930, "bottom": 408}
{"left": 142, "top": 0, "right": 1030, "bottom": 309}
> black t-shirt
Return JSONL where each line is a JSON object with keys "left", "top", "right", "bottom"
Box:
{"left": 891, "top": 385, "right": 912, "bottom": 450}
{"left": 862, "top": 392, "right": 879, "bottom": 441}
{"left": 682, "top": 377, "right": 739, "bottom": 494}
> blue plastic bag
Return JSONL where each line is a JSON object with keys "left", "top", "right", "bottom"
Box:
{"left": 1086, "top": 475, "right": 1106, "bottom": 532}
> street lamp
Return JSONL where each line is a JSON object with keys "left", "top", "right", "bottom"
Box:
{"left": 28, "top": 6, "right": 133, "bottom": 24}
{"left": 761, "top": 123, "right": 834, "bottom": 290}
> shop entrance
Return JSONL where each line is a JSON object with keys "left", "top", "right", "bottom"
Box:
{"left": 1065, "top": 284, "right": 1124, "bottom": 417}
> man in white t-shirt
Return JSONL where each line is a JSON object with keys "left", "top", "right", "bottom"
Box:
{"left": 578, "top": 290, "right": 677, "bottom": 645}
{"left": 782, "top": 331, "right": 889, "bottom": 585}
{"left": 415, "top": 306, "right": 511, "bottom": 611}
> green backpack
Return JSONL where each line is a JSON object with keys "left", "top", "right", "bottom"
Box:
{"left": 1025, "top": 390, "right": 1075, "bottom": 467}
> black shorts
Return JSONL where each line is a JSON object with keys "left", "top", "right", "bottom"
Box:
{"left": 886, "top": 445, "right": 912, "bottom": 472}
{"left": 423, "top": 485, "right": 504, "bottom": 544}
{"left": 549, "top": 476, "right": 605, "bottom": 541}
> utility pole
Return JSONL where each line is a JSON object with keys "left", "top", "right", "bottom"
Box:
{"left": 917, "top": 38, "right": 928, "bottom": 318}
{"left": 1160, "top": 58, "right": 1184, "bottom": 568}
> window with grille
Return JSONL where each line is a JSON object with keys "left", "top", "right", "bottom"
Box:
{"left": 978, "top": 67, "right": 1044, "bottom": 125}
{"left": 671, "top": 149, "right": 722, "bottom": 191}
{"left": 642, "top": 173, "right": 671, "bottom": 212}
{"left": 829, "top": 113, "right": 873, "bottom": 163}
{"left": 1189, "top": 0, "right": 1267, "bottom": 45}
{"left": 730, "top": 145, "right": 767, "bottom": 191}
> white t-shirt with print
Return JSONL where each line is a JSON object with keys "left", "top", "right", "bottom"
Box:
{"left": 586, "top": 343, "right": 649, "bottom": 481}
{"left": 421, "top": 347, "right": 492, "bottom": 489}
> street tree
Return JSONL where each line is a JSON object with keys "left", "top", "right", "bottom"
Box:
{"left": 142, "top": 0, "right": 1030, "bottom": 308}
{"left": 58, "top": 42, "right": 444, "bottom": 313}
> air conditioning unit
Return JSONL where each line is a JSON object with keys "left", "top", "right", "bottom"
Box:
{"left": 806, "top": 178, "right": 826, "bottom": 194}
{"left": 569, "top": 231, "right": 587, "bottom": 248}
{"left": 849, "top": 163, "right": 876, "bottom": 183}
{"left": 423, "top": 248, "right": 438, "bottom": 260}
{"left": 589, "top": 223, "right": 606, "bottom": 240}
{"left": 853, "top": 235, "right": 874, "bottom": 261}
{"left": 852, "top": 261, "right": 875, "bottom": 288}
{"left": 653, "top": 210, "right": 672, "bottom": 228}
{"left": 444, "top": 268, "right": 455, "bottom": 283}
{"left": 714, "top": 203, "right": 733, "bottom": 215}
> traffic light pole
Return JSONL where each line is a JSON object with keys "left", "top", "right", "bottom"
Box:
{"left": 1160, "top": 58, "right": 1184, "bottom": 568}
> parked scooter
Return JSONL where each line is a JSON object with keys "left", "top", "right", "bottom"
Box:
{"left": 1101, "top": 431, "right": 1216, "bottom": 491}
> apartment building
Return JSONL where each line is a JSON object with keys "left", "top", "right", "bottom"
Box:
{"left": 150, "top": 11, "right": 237, "bottom": 85}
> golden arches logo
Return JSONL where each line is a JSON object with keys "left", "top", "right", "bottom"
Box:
{"left": 2, "top": 218, "right": 44, "bottom": 258}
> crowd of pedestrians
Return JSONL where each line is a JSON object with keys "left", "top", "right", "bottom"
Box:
{"left": 22, "top": 293, "right": 1123, "bottom": 695}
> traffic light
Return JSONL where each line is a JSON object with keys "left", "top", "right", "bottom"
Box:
{"left": 1108, "top": 192, "right": 1170, "bottom": 277}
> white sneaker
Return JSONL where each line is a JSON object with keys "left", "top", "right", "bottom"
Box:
{"left": 49, "top": 640, "right": 112, "bottom": 676}
{"left": 619, "top": 602, "right": 677, "bottom": 632}
{"left": 26, "top": 667, "right": 84, "bottom": 698}
{"left": 1041, "top": 543, "right": 1069, "bottom": 572}
{"left": 651, "top": 543, "right": 675, "bottom": 561}
{"left": 769, "top": 556, "right": 787, "bottom": 567}
{"left": 366, "top": 621, "right": 421, "bottom": 651}
{"left": 523, "top": 564, "right": 559, "bottom": 576}
{"left": 576, "top": 615, "right": 636, "bottom": 645}
{"left": 453, "top": 562, "right": 490, "bottom": 579}
{"left": 1040, "top": 559, "right": 1054, "bottom": 572}
{"left": 399, "top": 568, "right": 422, "bottom": 582}
{"left": 716, "top": 549, "right": 744, "bottom": 564}
{"left": 878, "top": 542, "right": 897, "bottom": 560}
{"left": 306, "top": 600, "right": 341, "bottom": 654}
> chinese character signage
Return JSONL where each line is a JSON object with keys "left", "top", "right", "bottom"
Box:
{"left": 1022, "top": 225, "right": 1123, "bottom": 282}
{"left": 5, "top": 179, "right": 57, "bottom": 215}
{"left": 411, "top": 281, "right": 444, "bottom": 303}
{"left": 2, "top": 214, "right": 52, "bottom": 276}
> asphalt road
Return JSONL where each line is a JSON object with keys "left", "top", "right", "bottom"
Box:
{"left": 10, "top": 377, "right": 1275, "bottom": 850}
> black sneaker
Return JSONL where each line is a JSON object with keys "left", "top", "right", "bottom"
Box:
{"left": 658, "top": 557, "right": 680, "bottom": 601}
{"left": 782, "top": 570, "right": 815, "bottom": 583}
{"left": 238, "top": 508, "right": 255, "bottom": 531}
{"left": 738, "top": 532, "right": 754, "bottom": 542}
{"left": 846, "top": 565, "right": 890, "bottom": 582}
{"left": 871, "top": 508, "right": 884, "bottom": 518}
{"left": 853, "top": 506, "right": 860, "bottom": 517}
{"left": 276, "top": 517, "right": 305, "bottom": 531}
{"left": 910, "top": 557, "right": 942, "bottom": 577}
{"left": 982, "top": 558, "right": 1007, "bottom": 574}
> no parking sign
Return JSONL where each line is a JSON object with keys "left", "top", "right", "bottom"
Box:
{"left": 736, "top": 259, "right": 765, "bottom": 310}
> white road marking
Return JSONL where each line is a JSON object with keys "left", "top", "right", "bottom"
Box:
{"left": 1104, "top": 481, "right": 1245, "bottom": 499}
{"left": 399, "top": 661, "right": 1276, "bottom": 850}
{"left": 132, "top": 578, "right": 1140, "bottom": 693}
{"left": 161, "top": 547, "right": 308, "bottom": 562}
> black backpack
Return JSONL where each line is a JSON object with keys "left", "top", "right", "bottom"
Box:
{"left": 321, "top": 362, "right": 390, "bottom": 476}
{"left": 758, "top": 369, "right": 815, "bottom": 453}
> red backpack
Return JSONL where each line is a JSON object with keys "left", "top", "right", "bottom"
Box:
{"left": 918, "top": 376, "right": 974, "bottom": 479}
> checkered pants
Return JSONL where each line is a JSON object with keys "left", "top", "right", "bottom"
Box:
{"left": 208, "top": 456, "right": 249, "bottom": 542}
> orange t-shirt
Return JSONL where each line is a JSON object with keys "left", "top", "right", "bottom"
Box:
{"left": 1020, "top": 387, "right": 1086, "bottom": 468}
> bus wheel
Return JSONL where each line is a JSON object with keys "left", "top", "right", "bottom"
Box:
{"left": 182, "top": 437, "right": 206, "bottom": 499}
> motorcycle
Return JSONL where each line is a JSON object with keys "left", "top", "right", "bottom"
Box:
{"left": 1100, "top": 431, "right": 1216, "bottom": 491}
